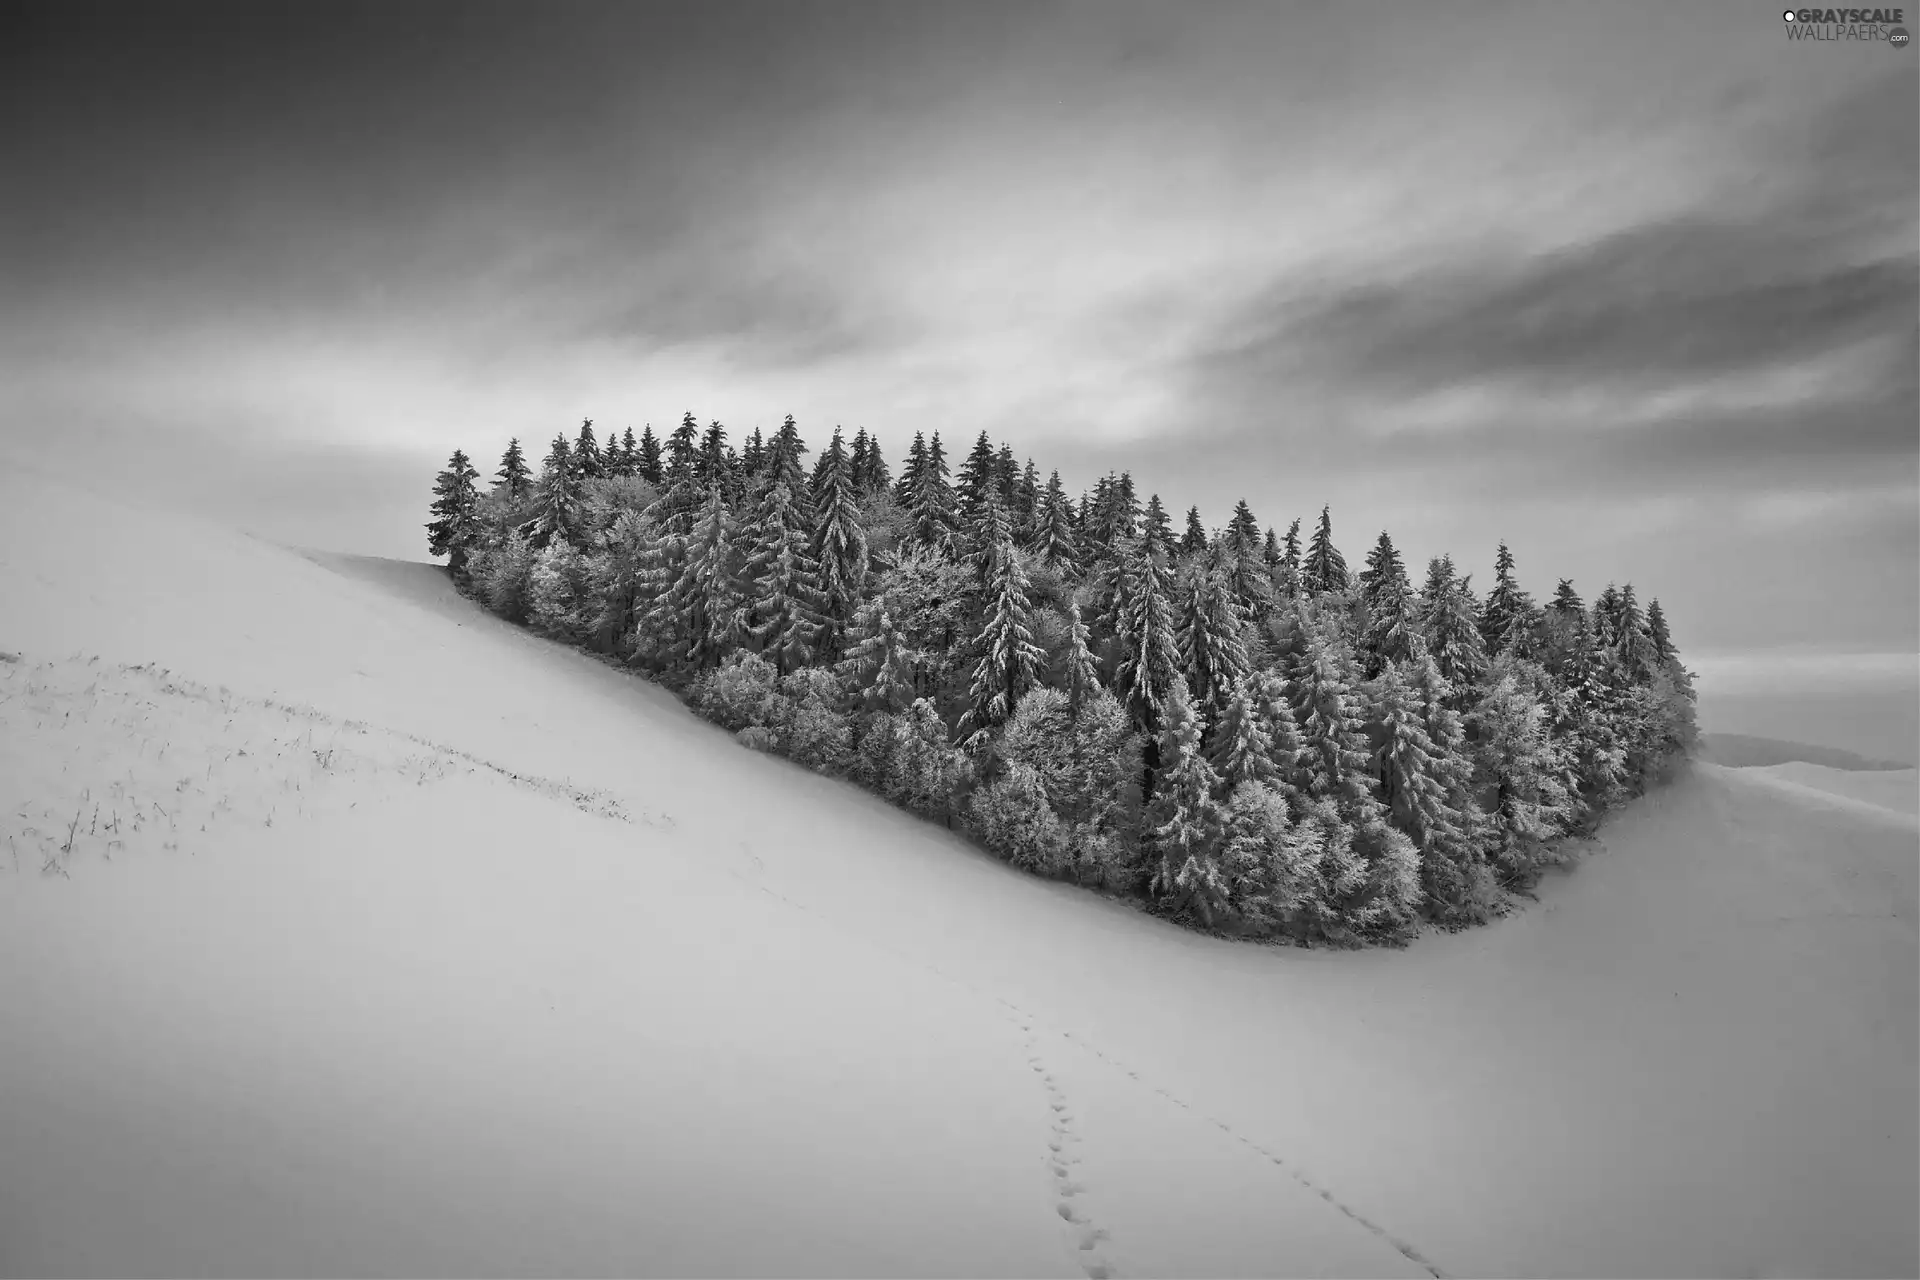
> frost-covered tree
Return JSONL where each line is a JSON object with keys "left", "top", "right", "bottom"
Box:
{"left": 1303, "top": 506, "right": 1348, "bottom": 595}
{"left": 891, "top": 697, "right": 971, "bottom": 825}
{"left": 1176, "top": 563, "right": 1251, "bottom": 726}
{"left": 532, "top": 434, "right": 582, "bottom": 548}
{"left": 573, "top": 419, "right": 603, "bottom": 481}
{"left": 837, "top": 600, "right": 920, "bottom": 714}
{"left": 1146, "top": 675, "right": 1230, "bottom": 920}
{"left": 971, "top": 761, "right": 1071, "bottom": 875}
{"left": 1369, "top": 660, "right": 1486, "bottom": 923}
{"left": 653, "top": 414, "right": 705, "bottom": 537}
{"left": 1419, "top": 556, "right": 1488, "bottom": 694}
{"left": 529, "top": 538, "right": 593, "bottom": 643}
{"left": 1646, "top": 597, "right": 1674, "bottom": 665}
{"left": 810, "top": 426, "right": 870, "bottom": 657}
{"left": 1181, "top": 506, "right": 1209, "bottom": 556}
{"left": 1031, "top": 471, "right": 1080, "bottom": 573}
{"left": 1357, "top": 531, "right": 1417, "bottom": 678}
{"left": 1479, "top": 541, "right": 1535, "bottom": 655}
{"left": 494, "top": 438, "right": 532, "bottom": 502}
{"left": 1112, "top": 533, "right": 1180, "bottom": 748}
{"left": 1206, "top": 673, "right": 1276, "bottom": 791}
{"left": 635, "top": 424, "right": 663, "bottom": 485}
{"left": 426, "top": 449, "right": 482, "bottom": 581}
{"left": 894, "top": 431, "right": 926, "bottom": 507}
{"left": 908, "top": 431, "right": 962, "bottom": 557}
{"left": 958, "top": 503, "right": 1046, "bottom": 746}
{"left": 1469, "top": 658, "right": 1577, "bottom": 887}
{"left": 957, "top": 430, "right": 1000, "bottom": 530}
{"left": 743, "top": 478, "right": 825, "bottom": 675}
{"left": 1061, "top": 601, "right": 1102, "bottom": 718}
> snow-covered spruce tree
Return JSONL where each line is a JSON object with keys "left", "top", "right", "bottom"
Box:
{"left": 530, "top": 434, "right": 582, "bottom": 548}
{"left": 1014, "top": 459, "right": 1041, "bottom": 542}
{"left": 1468, "top": 655, "right": 1577, "bottom": 888}
{"left": 1206, "top": 672, "right": 1275, "bottom": 791}
{"left": 1031, "top": 471, "right": 1080, "bottom": 574}
{"left": 1280, "top": 517, "right": 1304, "bottom": 596}
{"left": 908, "top": 431, "right": 963, "bottom": 558}
{"left": 1112, "top": 528, "right": 1181, "bottom": 774}
{"left": 1611, "top": 583, "right": 1659, "bottom": 684}
{"left": 1181, "top": 506, "right": 1209, "bottom": 556}
{"left": 495, "top": 438, "right": 532, "bottom": 503}
{"left": 1367, "top": 660, "right": 1488, "bottom": 925}
{"left": 1146, "top": 676, "right": 1231, "bottom": 923}
{"left": 1219, "top": 507, "right": 1276, "bottom": 625}
{"left": 859, "top": 432, "right": 891, "bottom": 495}
{"left": 958, "top": 502, "right": 1045, "bottom": 748}
{"left": 1285, "top": 618, "right": 1422, "bottom": 938}
{"left": 810, "top": 426, "right": 870, "bottom": 659}
{"left": 696, "top": 419, "right": 734, "bottom": 502}
{"left": 635, "top": 424, "right": 664, "bottom": 485}
{"left": 681, "top": 486, "right": 748, "bottom": 672}
{"left": 1303, "top": 506, "right": 1349, "bottom": 595}
{"left": 573, "top": 419, "right": 603, "bottom": 481}
{"left": 1356, "top": 530, "right": 1417, "bottom": 679}
{"left": 611, "top": 426, "right": 638, "bottom": 478}
{"left": 894, "top": 431, "right": 926, "bottom": 507}
{"left": 1217, "top": 780, "right": 1330, "bottom": 938}
{"left": 1176, "top": 561, "right": 1251, "bottom": 729}
{"left": 837, "top": 599, "right": 920, "bottom": 714}
{"left": 652, "top": 414, "right": 705, "bottom": 538}
{"left": 957, "top": 430, "right": 999, "bottom": 531}
{"left": 1419, "top": 555, "right": 1488, "bottom": 697}
{"left": 743, "top": 478, "right": 825, "bottom": 676}
{"left": 1479, "top": 541, "right": 1536, "bottom": 656}
{"left": 1141, "top": 493, "right": 1174, "bottom": 551}
{"left": 426, "top": 448, "right": 482, "bottom": 584}
{"left": 585, "top": 507, "right": 657, "bottom": 657}
{"left": 760, "top": 416, "right": 814, "bottom": 521}
{"left": 1061, "top": 600, "right": 1102, "bottom": 719}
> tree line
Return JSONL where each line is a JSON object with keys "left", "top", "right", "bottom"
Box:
{"left": 426, "top": 414, "right": 1697, "bottom": 945}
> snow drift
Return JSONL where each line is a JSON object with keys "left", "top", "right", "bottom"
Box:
{"left": 1, "top": 465, "right": 1913, "bottom": 1279}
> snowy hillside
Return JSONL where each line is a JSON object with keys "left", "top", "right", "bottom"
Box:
{"left": 2, "top": 466, "right": 1914, "bottom": 1279}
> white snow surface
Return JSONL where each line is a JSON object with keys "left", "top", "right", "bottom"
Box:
{"left": 2, "top": 467, "right": 1914, "bottom": 1279}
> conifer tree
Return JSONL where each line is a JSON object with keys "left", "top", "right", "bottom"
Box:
{"left": 1014, "top": 459, "right": 1041, "bottom": 540}
{"left": 744, "top": 478, "right": 825, "bottom": 675}
{"left": 1303, "top": 506, "right": 1349, "bottom": 594}
{"left": 740, "top": 427, "right": 766, "bottom": 479}
{"left": 811, "top": 426, "right": 870, "bottom": 657}
{"left": 1113, "top": 473, "right": 1141, "bottom": 540}
{"left": 653, "top": 415, "right": 705, "bottom": 537}
{"left": 532, "top": 434, "right": 581, "bottom": 548}
{"left": 1372, "top": 656, "right": 1487, "bottom": 921}
{"left": 658, "top": 486, "right": 745, "bottom": 674}
{"left": 908, "top": 431, "right": 962, "bottom": 557}
{"left": 995, "top": 442, "right": 1019, "bottom": 508}
{"left": 1288, "top": 627, "right": 1378, "bottom": 813}
{"left": 1646, "top": 598, "right": 1674, "bottom": 665}
{"left": 1548, "top": 578, "right": 1584, "bottom": 618}
{"left": 838, "top": 600, "right": 921, "bottom": 714}
{"left": 426, "top": 449, "right": 482, "bottom": 581}
{"left": 1263, "top": 525, "right": 1283, "bottom": 570}
{"left": 1142, "top": 494, "right": 1173, "bottom": 550}
{"left": 1479, "top": 541, "right": 1535, "bottom": 654}
{"left": 1146, "top": 676, "right": 1230, "bottom": 921}
{"left": 1227, "top": 501, "right": 1262, "bottom": 557}
{"left": 895, "top": 431, "right": 927, "bottom": 507}
{"left": 573, "top": 419, "right": 603, "bottom": 481}
{"left": 495, "top": 438, "right": 531, "bottom": 502}
{"left": 958, "top": 502, "right": 1045, "bottom": 746}
{"left": 1420, "top": 555, "right": 1489, "bottom": 693}
{"left": 849, "top": 430, "right": 872, "bottom": 492}
{"left": 636, "top": 424, "right": 664, "bottom": 485}
{"left": 1207, "top": 673, "right": 1276, "bottom": 791}
{"left": 1357, "top": 530, "right": 1408, "bottom": 607}
{"left": 698, "top": 420, "right": 732, "bottom": 494}
{"left": 1357, "top": 531, "right": 1416, "bottom": 678}
{"left": 1177, "top": 563, "right": 1251, "bottom": 727}
{"left": 1113, "top": 533, "right": 1180, "bottom": 750}
{"left": 1469, "top": 661, "right": 1576, "bottom": 886}
{"left": 1062, "top": 601, "right": 1102, "bottom": 720}
{"left": 1181, "top": 505, "right": 1209, "bottom": 556}
{"left": 1612, "top": 584, "right": 1657, "bottom": 681}
{"left": 616, "top": 426, "right": 640, "bottom": 478}
{"left": 1281, "top": 518, "right": 1303, "bottom": 589}
{"left": 764, "top": 415, "right": 814, "bottom": 521}
{"left": 1031, "top": 471, "right": 1080, "bottom": 573}
{"left": 862, "top": 433, "right": 891, "bottom": 495}
{"left": 957, "top": 430, "right": 999, "bottom": 530}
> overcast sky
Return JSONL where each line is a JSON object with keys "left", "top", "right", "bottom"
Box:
{"left": 2, "top": 0, "right": 1914, "bottom": 659}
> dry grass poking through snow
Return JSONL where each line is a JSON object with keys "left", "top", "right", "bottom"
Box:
{"left": 0, "top": 652, "right": 656, "bottom": 879}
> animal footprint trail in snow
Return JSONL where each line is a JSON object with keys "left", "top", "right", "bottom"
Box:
{"left": 1003, "top": 1003, "right": 1119, "bottom": 1280}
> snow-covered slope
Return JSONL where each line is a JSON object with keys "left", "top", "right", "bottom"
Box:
{"left": 2, "top": 466, "right": 1914, "bottom": 1280}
